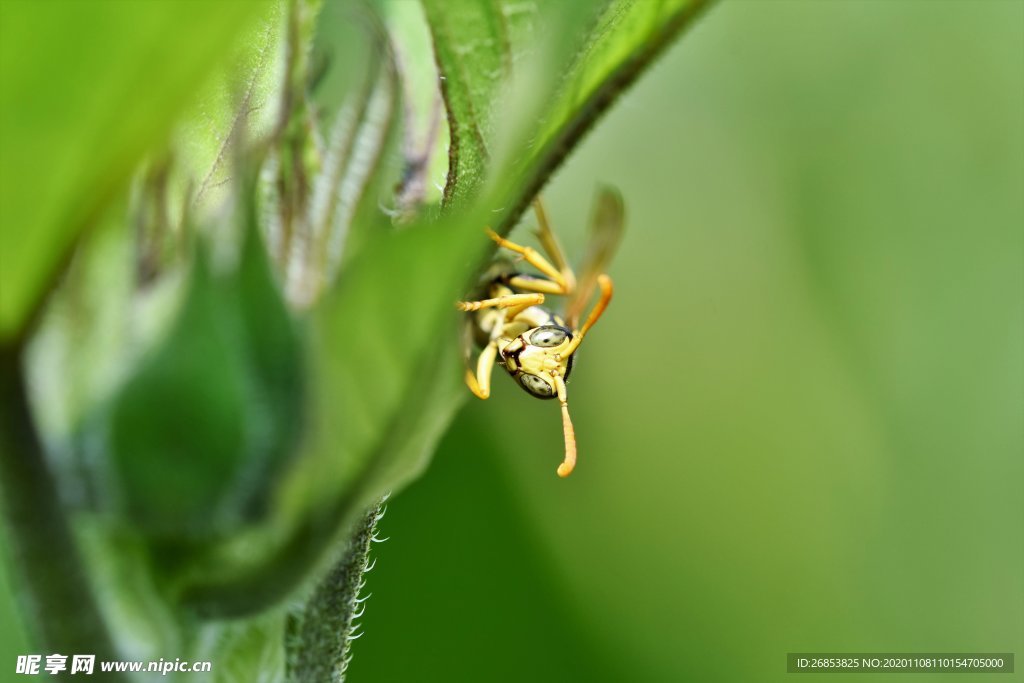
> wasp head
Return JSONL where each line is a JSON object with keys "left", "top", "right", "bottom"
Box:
{"left": 500, "top": 325, "right": 576, "bottom": 399}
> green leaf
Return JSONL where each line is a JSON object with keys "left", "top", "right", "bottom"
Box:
{"left": 229, "top": 209, "right": 308, "bottom": 520}
{"left": 178, "top": 0, "right": 713, "bottom": 618}
{"left": 24, "top": 206, "right": 137, "bottom": 455}
{"left": 312, "top": 0, "right": 715, "bottom": 556}
{"left": 197, "top": 612, "right": 286, "bottom": 683}
{"left": 109, "top": 251, "right": 248, "bottom": 538}
{"left": 76, "top": 523, "right": 183, "bottom": 662}
{"left": 0, "top": 0, "right": 271, "bottom": 341}
{"left": 108, "top": 214, "right": 302, "bottom": 540}
{"left": 187, "top": 10, "right": 284, "bottom": 213}
{"left": 419, "top": 0, "right": 525, "bottom": 204}
{"left": 178, "top": 218, "right": 475, "bottom": 617}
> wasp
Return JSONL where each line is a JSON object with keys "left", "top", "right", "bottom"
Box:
{"left": 458, "top": 189, "right": 624, "bottom": 477}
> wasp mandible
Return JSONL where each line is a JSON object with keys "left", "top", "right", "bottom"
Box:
{"left": 458, "top": 188, "right": 624, "bottom": 477}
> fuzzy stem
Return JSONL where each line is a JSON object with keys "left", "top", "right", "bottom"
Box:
{"left": 0, "top": 345, "right": 124, "bottom": 673}
{"left": 285, "top": 498, "right": 385, "bottom": 682}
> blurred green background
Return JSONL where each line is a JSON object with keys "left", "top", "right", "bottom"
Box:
{"left": 2, "top": 1, "right": 1021, "bottom": 681}
{"left": 347, "top": 1, "right": 1023, "bottom": 681}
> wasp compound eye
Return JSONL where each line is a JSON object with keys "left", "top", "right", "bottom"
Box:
{"left": 529, "top": 326, "right": 569, "bottom": 348}
{"left": 519, "top": 373, "right": 555, "bottom": 397}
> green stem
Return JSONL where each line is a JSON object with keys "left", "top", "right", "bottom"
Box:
{"left": 285, "top": 499, "right": 385, "bottom": 683}
{"left": 496, "top": 0, "right": 715, "bottom": 236}
{"left": 0, "top": 344, "right": 124, "bottom": 673}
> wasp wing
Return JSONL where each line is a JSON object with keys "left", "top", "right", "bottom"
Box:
{"left": 565, "top": 186, "right": 624, "bottom": 328}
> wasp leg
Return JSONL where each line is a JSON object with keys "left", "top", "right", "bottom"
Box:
{"left": 486, "top": 229, "right": 573, "bottom": 294}
{"left": 464, "top": 341, "right": 498, "bottom": 399}
{"left": 564, "top": 188, "right": 623, "bottom": 327}
{"left": 564, "top": 274, "right": 614, "bottom": 355}
{"left": 457, "top": 292, "right": 544, "bottom": 319}
{"left": 504, "top": 273, "right": 567, "bottom": 296}
{"left": 531, "top": 198, "right": 577, "bottom": 292}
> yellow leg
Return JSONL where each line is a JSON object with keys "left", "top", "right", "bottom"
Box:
{"left": 464, "top": 341, "right": 498, "bottom": 399}
{"left": 578, "top": 274, "right": 613, "bottom": 338}
{"left": 531, "top": 199, "right": 577, "bottom": 292}
{"left": 457, "top": 292, "right": 544, "bottom": 319}
{"left": 564, "top": 274, "right": 613, "bottom": 356}
{"left": 487, "top": 229, "right": 572, "bottom": 293}
{"left": 564, "top": 188, "right": 624, "bottom": 327}
{"left": 505, "top": 274, "right": 566, "bottom": 296}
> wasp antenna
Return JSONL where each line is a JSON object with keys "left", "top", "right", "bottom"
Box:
{"left": 554, "top": 377, "right": 577, "bottom": 477}
{"left": 557, "top": 402, "right": 577, "bottom": 477}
